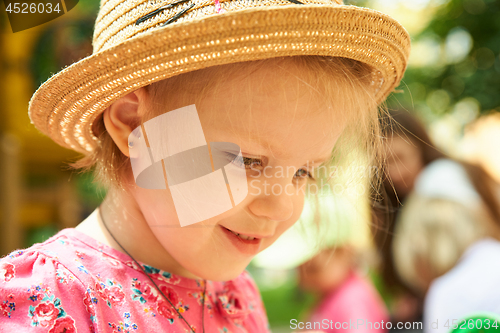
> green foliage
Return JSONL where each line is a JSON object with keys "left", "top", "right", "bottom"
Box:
{"left": 26, "top": 225, "right": 59, "bottom": 247}
{"left": 260, "top": 282, "right": 318, "bottom": 329}
{"left": 395, "top": 0, "right": 500, "bottom": 114}
{"left": 75, "top": 171, "right": 107, "bottom": 206}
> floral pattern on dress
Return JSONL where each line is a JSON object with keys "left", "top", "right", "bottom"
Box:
{"left": 75, "top": 250, "right": 86, "bottom": 260}
{"left": 108, "top": 312, "right": 138, "bottom": 333}
{"left": 0, "top": 228, "right": 271, "bottom": 332}
{"left": 28, "top": 284, "right": 50, "bottom": 303}
{"left": 158, "top": 285, "right": 190, "bottom": 322}
{"left": 75, "top": 259, "right": 90, "bottom": 274}
{"left": 131, "top": 278, "right": 157, "bottom": 304}
{"left": 130, "top": 277, "right": 189, "bottom": 324}
{"left": 95, "top": 274, "right": 125, "bottom": 308}
{"left": 49, "top": 316, "right": 77, "bottom": 333}
{"left": 57, "top": 236, "right": 71, "bottom": 245}
{"left": 56, "top": 267, "right": 75, "bottom": 284}
{"left": 29, "top": 301, "right": 61, "bottom": 327}
{"left": 83, "top": 288, "right": 98, "bottom": 321}
{"left": 0, "top": 262, "right": 15, "bottom": 282}
{"left": 216, "top": 281, "right": 249, "bottom": 317}
{"left": 25, "top": 284, "right": 77, "bottom": 333}
{"left": 127, "top": 261, "right": 182, "bottom": 285}
{"left": 8, "top": 250, "right": 24, "bottom": 259}
{"left": 1, "top": 293, "right": 15, "bottom": 318}
{"left": 188, "top": 289, "right": 214, "bottom": 317}
{"left": 100, "top": 251, "right": 121, "bottom": 267}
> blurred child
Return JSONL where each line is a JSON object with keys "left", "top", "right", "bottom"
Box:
{"left": 393, "top": 159, "right": 500, "bottom": 333}
{"left": 297, "top": 192, "right": 389, "bottom": 333}
{"left": 299, "top": 246, "right": 389, "bottom": 333}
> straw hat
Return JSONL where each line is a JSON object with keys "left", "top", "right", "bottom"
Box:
{"left": 28, "top": 0, "right": 411, "bottom": 154}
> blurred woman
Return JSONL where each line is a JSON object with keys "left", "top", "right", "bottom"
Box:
{"left": 392, "top": 158, "right": 500, "bottom": 333}
{"left": 372, "top": 110, "right": 445, "bottom": 325}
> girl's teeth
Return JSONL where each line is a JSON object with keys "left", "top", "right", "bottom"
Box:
{"left": 239, "top": 235, "right": 255, "bottom": 241}
{"left": 229, "top": 229, "right": 255, "bottom": 241}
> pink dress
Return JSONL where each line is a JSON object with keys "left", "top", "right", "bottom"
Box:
{"left": 0, "top": 228, "right": 270, "bottom": 333}
{"left": 309, "top": 272, "right": 389, "bottom": 333}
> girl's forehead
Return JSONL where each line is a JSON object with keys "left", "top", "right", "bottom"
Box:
{"left": 154, "top": 58, "right": 350, "bottom": 106}
{"left": 147, "top": 58, "right": 368, "bottom": 125}
{"left": 197, "top": 65, "right": 338, "bottom": 115}
{"left": 145, "top": 59, "right": 351, "bottom": 157}
{"left": 198, "top": 76, "right": 340, "bottom": 133}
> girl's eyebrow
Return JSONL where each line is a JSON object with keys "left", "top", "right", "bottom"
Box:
{"left": 306, "top": 155, "right": 331, "bottom": 167}
{"left": 307, "top": 156, "right": 331, "bottom": 166}
{"left": 217, "top": 131, "right": 333, "bottom": 163}
{"left": 242, "top": 142, "right": 332, "bottom": 165}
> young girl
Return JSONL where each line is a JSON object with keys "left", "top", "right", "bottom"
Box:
{"left": 0, "top": 0, "right": 410, "bottom": 332}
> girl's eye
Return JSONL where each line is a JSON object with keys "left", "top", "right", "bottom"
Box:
{"left": 226, "top": 153, "right": 314, "bottom": 180}
{"left": 294, "top": 168, "right": 315, "bottom": 180}
{"left": 227, "top": 153, "right": 262, "bottom": 169}
{"left": 242, "top": 157, "right": 263, "bottom": 168}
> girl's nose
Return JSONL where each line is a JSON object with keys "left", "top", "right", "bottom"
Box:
{"left": 247, "top": 182, "right": 294, "bottom": 222}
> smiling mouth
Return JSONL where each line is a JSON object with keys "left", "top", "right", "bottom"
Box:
{"left": 222, "top": 226, "right": 257, "bottom": 241}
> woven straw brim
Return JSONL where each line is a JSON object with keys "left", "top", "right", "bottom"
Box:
{"left": 28, "top": 5, "right": 410, "bottom": 154}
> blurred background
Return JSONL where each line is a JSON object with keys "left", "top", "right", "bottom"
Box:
{"left": 1, "top": 0, "right": 500, "bottom": 331}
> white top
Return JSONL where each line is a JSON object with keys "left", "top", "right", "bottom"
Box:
{"left": 424, "top": 238, "right": 500, "bottom": 333}
{"left": 414, "top": 159, "right": 481, "bottom": 208}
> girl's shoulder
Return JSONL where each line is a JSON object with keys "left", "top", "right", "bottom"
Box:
{"left": 0, "top": 227, "right": 211, "bottom": 295}
{"left": 0, "top": 229, "right": 99, "bottom": 331}
{"left": 0, "top": 228, "right": 126, "bottom": 283}
{"left": 0, "top": 230, "right": 271, "bottom": 332}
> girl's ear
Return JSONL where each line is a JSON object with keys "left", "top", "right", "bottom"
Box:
{"left": 103, "top": 87, "right": 148, "bottom": 157}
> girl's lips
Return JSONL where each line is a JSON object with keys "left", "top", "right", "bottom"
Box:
{"left": 219, "top": 225, "right": 262, "bottom": 256}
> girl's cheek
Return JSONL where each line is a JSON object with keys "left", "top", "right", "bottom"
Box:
{"left": 292, "top": 188, "right": 306, "bottom": 219}
{"left": 276, "top": 195, "right": 305, "bottom": 234}
{"left": 133, "top": 187, "right": 181, "bottom": 226}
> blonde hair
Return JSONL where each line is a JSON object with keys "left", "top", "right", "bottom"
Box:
{"left": 392, "top": 195, "right": 500, "bottom": 294}
{"left": 70, "top": 56, "right": 383, "bottom": 195}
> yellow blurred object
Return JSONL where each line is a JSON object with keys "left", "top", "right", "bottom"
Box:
{"left": 1, "top": 11, "right": 81, "bottom": 164}
{"left": 461, "top": 112, "right": 500, "bottom": 183}
{"left": 0, "top": 12, "right": 87, "bottom": 254}
{"left": 19, "top": 203, "right": 55, "bottom": 228}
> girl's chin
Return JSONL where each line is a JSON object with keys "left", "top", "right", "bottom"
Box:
{"left": 186, "top": 262, "right": 252, "bottom": 282}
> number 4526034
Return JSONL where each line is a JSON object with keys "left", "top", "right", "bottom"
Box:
{"left": 445, "top": 318, "right": 500, "bottom": 330}
{"left": 5, "top": 2, "right": 61, "bottom": 14}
